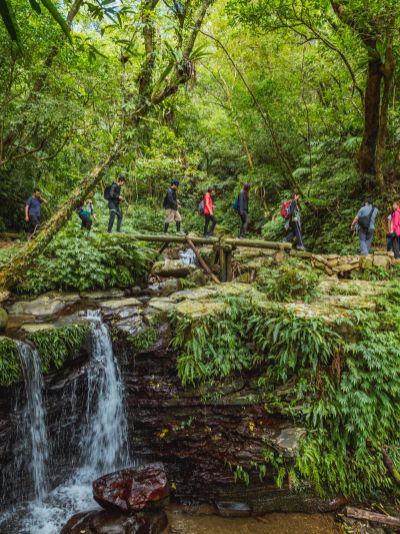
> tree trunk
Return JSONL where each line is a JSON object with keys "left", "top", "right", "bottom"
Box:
{"left": 375, "top": 40, "right": 396, "bottom": 189}
{"left": 357, "top": 54, "right": 382, "bottom": 185}
{"left": 0, "top": 140, "right": 124, "bottom": 289}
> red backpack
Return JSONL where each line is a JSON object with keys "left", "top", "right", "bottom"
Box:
{"left": 280, "top": 200, "right": 290, "bottom": 220}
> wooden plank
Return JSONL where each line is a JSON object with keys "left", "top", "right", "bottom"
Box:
{"left": 226, "top": 249, "right": 233, "bottom": 282}
{"left": 185, "top": 237, "right": 220, "bottom": 285}
{"left": 345, "top": 507, "right": 400, "bottom": 528}
{"left": 219, "top": 245, "right": 227, "bottom": 282}
{"left": 225, "top": 238, "right": 292, "bottom": 251}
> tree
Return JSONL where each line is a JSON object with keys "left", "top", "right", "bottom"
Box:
{"left": 0, "top": 0, "right": 215, "bottom": 289}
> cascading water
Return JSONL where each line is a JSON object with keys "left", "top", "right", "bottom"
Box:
{"left": 0, "top": 312, "right": 130, "bottom": 534}
{"left": 179, "top": 247, "right": 197, "bottom": 266}
{"left": 17, "top": 342, "right": 49, "bottom": 501}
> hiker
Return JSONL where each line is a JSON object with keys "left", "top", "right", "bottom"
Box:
{"left": 387, "top": 201, "right": 400, "bottom": 259}
{"left": 283, "top": 191, "right": 305, "bottom": 251}
{"left": 236, "top": 183, "right": 250, "bottom": 238}
{"left": 77, "top": 194, "right": 96, "bottom": 237}
{"left": 351, "top": 197, "right": 378, "bottom": 256}
{"left": 107, "top": 175, "right": 126, "bottom": 233}
{"left": 203, "top": 186, "right": 216, "bottom": 237}
{"left": 163, "top": 179, "right": 182, "bottom": 234}
{"left": 25, "top": 188, "right": 48, "bottom": 234}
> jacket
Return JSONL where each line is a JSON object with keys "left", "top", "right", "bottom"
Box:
{"left": 164, "top": 187, "right": 178, "bottom": 210}
{"left": 392, "top": 209, "right": 400, "bottom": 236}
{"left": 204, "top": 192, "right": 213, "bottom": 216}
{"left": 108, "top": 183, "right": 121, "bottom": 204}
{"left": 238, "top": 190, "right": 248, "bottom": 215}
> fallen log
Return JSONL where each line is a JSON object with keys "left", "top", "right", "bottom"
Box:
{"left": 345, "top": 506, "right": 400, "bottom": 528}
{"left": 185, "top": 237, "right": 220, "bottom": 285}
{"left": 135, "top": 234, "right": 218, "bottom": 246}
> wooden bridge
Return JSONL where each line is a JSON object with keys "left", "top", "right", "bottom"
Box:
{"left": 132, "top": 233, "right": 292, "bottom": 283}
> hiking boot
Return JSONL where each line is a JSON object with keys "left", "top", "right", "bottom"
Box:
{"left": 296, "top": 245, "right": 306, "bottom": 251}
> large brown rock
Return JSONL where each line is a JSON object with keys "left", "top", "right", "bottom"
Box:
{"left": 60, "top": 509, "right": 168, "bottom": 534}
{"left": 93, "top": 463, "right": 169, "bottom": 513}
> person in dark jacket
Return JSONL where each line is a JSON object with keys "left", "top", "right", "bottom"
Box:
{"left": 78, "top": 193, "right": 96, "bottom": 237}
{"left": 238, "top": 183, "right": 250, "bottom": 238}
{"left": 163, "top": 180, "right": 182, "bottom": 233}
{"left": 25, "top": 188, "right": 48, "bottom": 234}
{"left": 107, "top": 175, "right": 126, "bottom": 233}
{"left": 284, "top": 192, "right": 305, "bottom": 250}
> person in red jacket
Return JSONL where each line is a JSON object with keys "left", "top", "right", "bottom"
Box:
{"left": 390, "top": 201, "right": 400, "bottom": 259}
{"left": 203, "top": 186, "right": 216, "bottom": 237}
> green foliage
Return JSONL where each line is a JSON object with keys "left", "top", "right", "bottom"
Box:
{"left": 28, "top": 324, "right": 90, "bottom": 373}
{"left": 171, "top": 295, "right": 400, "bottom": 498}
{"left": 19, "top": 225, "right": 154, "bottom": 294}
{"left": 257, "top": 260, "right": 320, "bottom": 302}
{"left": 127, "top": 327, "right": 158, "bottom": 352}
{"left": 171, "top": 301, "right": 258, "bottom": 386}
{"left": 0, "top": 337, "right": 22, "bottom": 386}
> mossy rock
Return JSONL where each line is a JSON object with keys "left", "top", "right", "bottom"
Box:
{"left": 0, "top": 308, "right": 8, "bottom": 331}
{"left": 0, "top": 337, "right": 22, "bottom": 386}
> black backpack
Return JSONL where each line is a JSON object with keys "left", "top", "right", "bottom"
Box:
{"left": 104, "top": 184, "right": 112, "bottom": 200}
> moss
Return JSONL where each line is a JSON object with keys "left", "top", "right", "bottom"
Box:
{"left": 0, "top": 337, "right": 22, "bottom": 386}
{"left": 28, "top": 324, "right": 90, "bottom": 373}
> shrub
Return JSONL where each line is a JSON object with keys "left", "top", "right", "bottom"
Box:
{"left": 0, "top": 337, "right": 21, "bottom": 386}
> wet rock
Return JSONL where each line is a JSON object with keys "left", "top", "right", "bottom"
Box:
{"left": 152, "top": 260, "right": 196, "bottom": 278}
{"left": 174, "top": 299, "right": 225, "bottom": 319}
{"left": 99, "top": 297, "right": 142, "bottom": 310}
{"left": 147, "top": 298, "right": 175, "bottom": 314}
{"left": 0, "top": 307, "right": 8, "bottom": 330}
{"left": 269, "top": 426, "right": 306, "bottom": 457}
{"left": 158, "top": 279, "right": 179, "bottom": 296}
{"left": 93, "top": 463, "right": 169, "bottom": 512}
{"left": 60, "top": 509, "right": 168, "bottom": 534}
{"left": 215, "top": 501, "right": 252, "bottom": 517}
{"left": 81, "top": 289, "right": 126, "bottom": 300}
{"left": 21, "top": 323, "right": 56, "bottom": 333}
{"left": 7, "top": 293, "right": 80, "bottom": 317}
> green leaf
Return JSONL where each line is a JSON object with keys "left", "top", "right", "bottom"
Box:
{"left": 40, "top": 0, "right": 72, "bottom": 42}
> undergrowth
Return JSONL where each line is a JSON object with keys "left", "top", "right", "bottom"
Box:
{"left": 28, "top": 324, "right": 90, "bottom": 373}
{"left": 170, "top": 293, "right": 400, "bottom": 499}
{"left": 0, "top": 337, "right": 21, "bottom": 386}
{"left": 257, "top": 260, "right": 320, "bottom": 302}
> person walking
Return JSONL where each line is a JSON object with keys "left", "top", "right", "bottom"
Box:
{"left": 238, "top": 183, "right": 250, "bottom": 238}
{"left": 107, "top": 175, "right": 126, "bottom": 233}
{"left": 163, "top": 180, "right": 182, "bottom": 234}
{"left": 284, "top": 191, "right": 305, "bottom": 250}
{"left": 390, "top": 201, "right": 400, "bottom": 259}
{"left": 203, "top": 187, "right": 216, "bottom": 237}
{"left": 78, "top": 194, "right": 96, "bottom": 237}
{"left": 25, "top": 188, "right": 48, "bottom": 234}
{"left": 351, "top": 197, "right": 378, "bottom": 256}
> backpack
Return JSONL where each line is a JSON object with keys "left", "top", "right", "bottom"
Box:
{"left": 198, "top": 199, "right": 205, "bottom": 216}
{"left": 358, "top": 205, "right": 376, "bottom": 232}
{"left": 163, "top": 192, "right": 169, "bottom": 209}
{"left": 104, "top": 184, "right": 112, "bottom": 201}
{"left": 232, "top": 196, "right": 239, "bottom": 211}
{"left": 280, "top": 200, "right": 291, "bottom": 220}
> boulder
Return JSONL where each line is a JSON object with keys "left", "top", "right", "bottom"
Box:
{"left": 7, "top": 293, "right": 80, "bottom": 317}
{"left": 152, "top": 259, "right": 196, "bottom": 278}
{"left": 0, "top": 308, "right": 8, "bottom": 330}
{"left": 21, "top": 323, "right": 56, "bottom": 334}
{"left": 372, "top": 254, "right": 392, "bottom": 269}
{"left": 61, "top": 509, "right": 168, "bottom": 534}
{"left": 269, "top": 426, "right": 306, "bottom": 458}
{"left": 93, "top": 463, "right": 169, "bottom": 513}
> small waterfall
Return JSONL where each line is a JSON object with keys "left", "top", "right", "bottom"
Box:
{"left": 0, "top": 312, "right": 131, "bottom": 533}
{"left": 79, "top": 311, "right": 130, "bottom": 476}
{"left": 17, "top": 341, "right": 48, "bottom": 501}
{"left": 179, "top": 247, "right": 197, "bottom": 266}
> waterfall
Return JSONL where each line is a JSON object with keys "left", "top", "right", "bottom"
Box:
{"left": 179, "top": 247, "right": 197, "bottom": 265}
{"left": 78, "top": 311, "right": 130, "bottom": 476}
{"left": 0, "top": 312, "right": 130, "bottom": 533}
{"left": 17, "top": 341, "right": 49, "bottom": 501}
